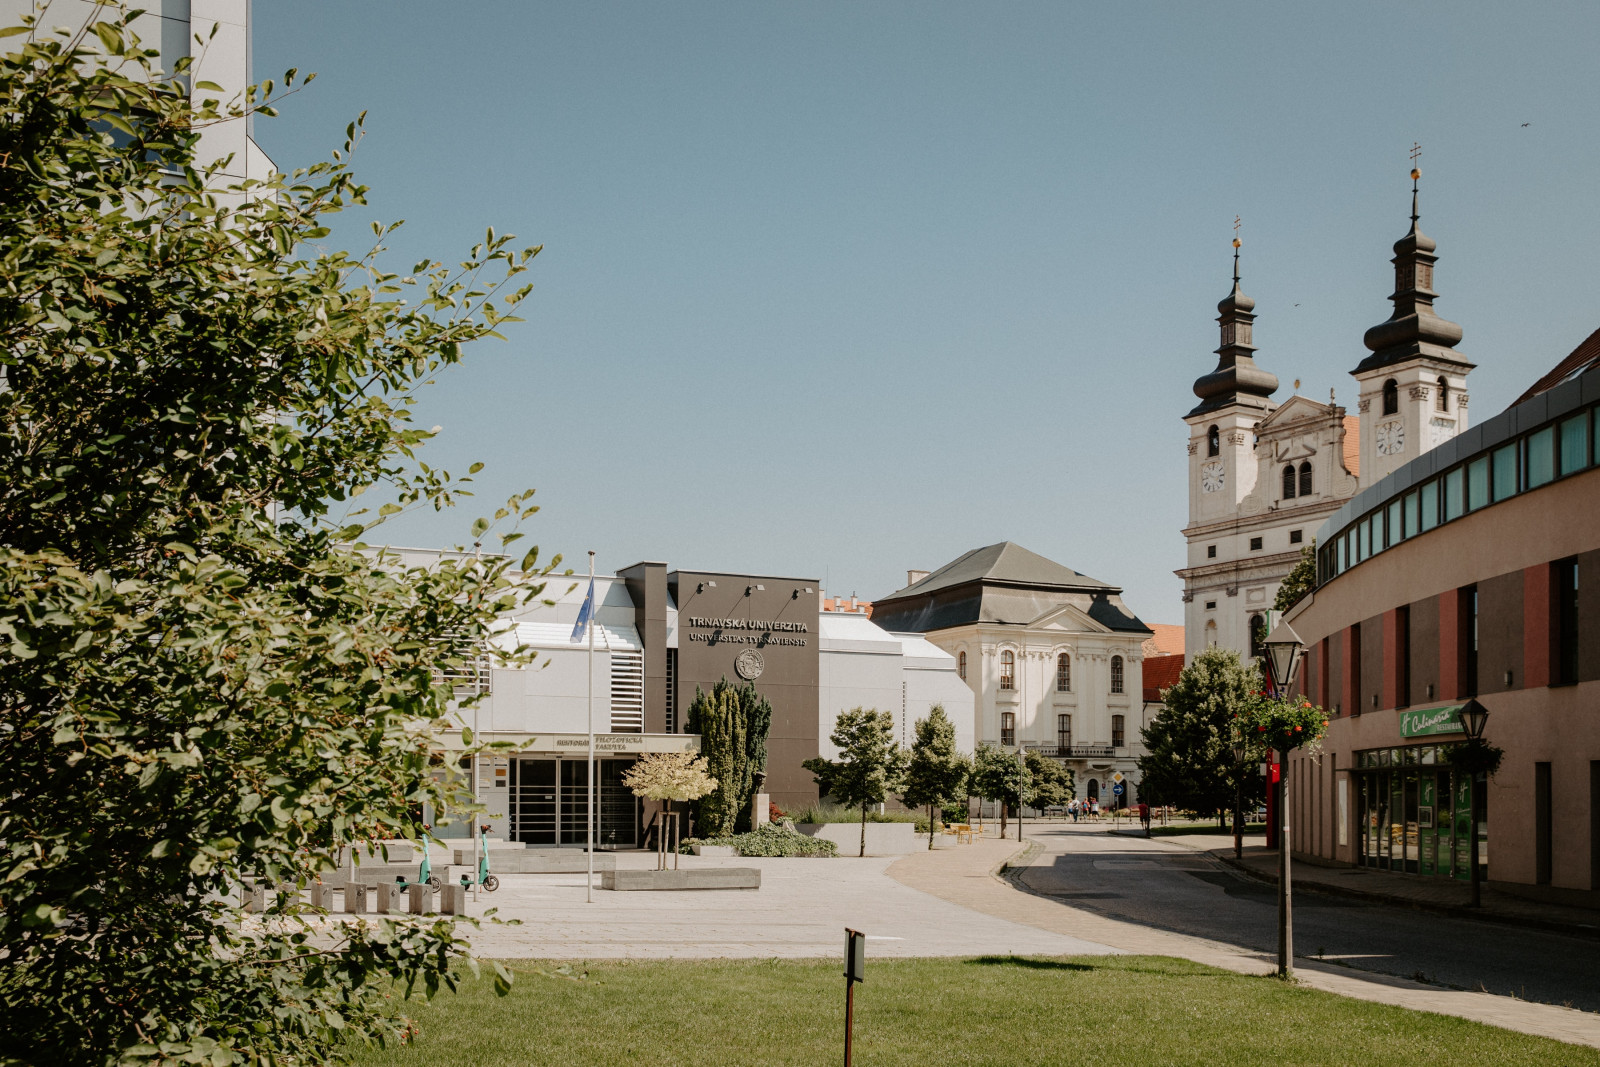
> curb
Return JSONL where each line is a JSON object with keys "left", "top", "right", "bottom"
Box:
{"left": 1210, "top": 849, "right": 1600, "bottom": 942}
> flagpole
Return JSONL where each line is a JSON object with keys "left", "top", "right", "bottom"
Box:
{"left": 586, "top": 550, "right": 596, "bottom": 905}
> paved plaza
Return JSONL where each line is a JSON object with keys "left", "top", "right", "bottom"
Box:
{"left": 460, "top": 850, "right": 1117, "bottom": 959}
{"left": 443, "top": 823, "right": 1600, "bottom": 1049}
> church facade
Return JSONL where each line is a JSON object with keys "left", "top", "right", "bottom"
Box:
{"left": 1177, "top": 176, "right": 1473, "bottom": 665}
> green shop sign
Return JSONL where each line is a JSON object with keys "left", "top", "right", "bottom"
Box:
{"left": 1398, "top": 704, "right": 1465, "bottom": 738}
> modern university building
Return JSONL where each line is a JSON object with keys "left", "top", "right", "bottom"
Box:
{"left": 388, "top": 552, "right": 974, "bottom": 848}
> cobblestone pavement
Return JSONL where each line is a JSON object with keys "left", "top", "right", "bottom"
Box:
{"left": 457, "top": 850, "right": 1118, "bottom": 960}
{"left": 887, "top": 824, "right": 1600, "bottom": 1049}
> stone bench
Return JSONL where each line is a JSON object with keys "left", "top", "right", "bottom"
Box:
{"left": 452, "top": 849, "right": 618, "bottom": 874}
{"left": 601, "top": 868, "right": 760, "bottom": 891}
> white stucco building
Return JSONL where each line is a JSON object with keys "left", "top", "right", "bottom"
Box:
{"left": 872, "top": 543, "right": 1154, "bottom": 808}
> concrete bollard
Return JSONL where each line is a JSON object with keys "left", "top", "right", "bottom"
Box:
{"left": 438, "top": 883, "right": 466, "bottom": 915}
{"left": 343, "top": 882, "right": 368, "bottom": 915}
{"left": 242, "top": 883, "right": 265, "bottom": 912}
{"left": 309, "top": 882, "right": 332, "bottom": 910}
{"left": 373, "top": 883, "right": 403, "bottom": 914}
{"left": 407, "top": 884, "right": 432, "bottom": 915}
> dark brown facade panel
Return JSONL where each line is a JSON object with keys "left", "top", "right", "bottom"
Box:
{"left": 1361, "top": 614, "right": 1385, "bottom": 714}
{"left": 1478, "top": 571, "right": 1525, "bottom": 696}
{"left": 1408, "top": 595, "right": 1440, "bottom": 706}
{"left": 1580, "top": 549, "right": 1600, "bottom": 684}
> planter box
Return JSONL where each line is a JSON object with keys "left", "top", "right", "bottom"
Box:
{"left": 601, "top": 868, "right": 760, "bottom": 891}
{"left": 796, "top": 821, "right": 918, "bottom": 856}
{"left": 690, "top": 844, "right": 738, "bottom": 858}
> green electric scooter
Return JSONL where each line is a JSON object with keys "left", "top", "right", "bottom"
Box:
{"left": 458, "top": 825, "right": 499, "bottom": 893}
{"left": 396, "top": 825, "right": 444, "bottom": 891}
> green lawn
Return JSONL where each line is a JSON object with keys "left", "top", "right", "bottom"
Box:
{"left": 344, "top": 956, "right": 1597, "bottom": 1066}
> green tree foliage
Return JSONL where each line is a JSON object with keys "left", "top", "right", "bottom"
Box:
{"left": 685, "top": 679, "right": 772, "bottom": 836}
{"left": 970, "top": 744, "right": 1032, "bottom": 838}
{"left": 900, "top": 704, "right": 970, "bottom": 849}
{"left": 1024, "top": 749, "right": 1075, "bottom": 810}
{"left": 0, "top": 15, "right": 550, "bottom": 1064}
{"left": 802, "top": 708, "right": 907, "bottom": 857}
{"left": 1137, "top": 649, "right": 1267, "bottom": 817}
{"left": 1274, "top": 541, "right": 1317, "bottom": 613}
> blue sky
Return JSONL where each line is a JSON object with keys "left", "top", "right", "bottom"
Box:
{"left": 254, "top": 2, "right": 1599, "bottom": 623}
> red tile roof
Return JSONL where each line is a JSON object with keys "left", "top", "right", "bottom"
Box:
{"left": 1515, "top": 325, "right": 1600, "bottom": 405}
{"left": 1141, "top": 653, "right": 1185, "bottom": 702}
{"left": 1140, "top": 624, "right": 1184, "bottom": 658}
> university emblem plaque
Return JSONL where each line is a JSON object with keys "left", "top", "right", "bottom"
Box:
{"left": 734, "top": 648, "right": 765, "bottom": 681}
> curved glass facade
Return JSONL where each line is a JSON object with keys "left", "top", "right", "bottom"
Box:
{"left": 1318, "top": 373, "right": 1600, "bottom": 586}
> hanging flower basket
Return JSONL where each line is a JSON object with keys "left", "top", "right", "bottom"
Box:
{"left": 1234, "top": 694, "right": 1329, "bottom": 756}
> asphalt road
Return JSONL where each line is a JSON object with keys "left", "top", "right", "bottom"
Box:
{"left": 1017, "top": 823, "right": 1600, "bottom": 1013}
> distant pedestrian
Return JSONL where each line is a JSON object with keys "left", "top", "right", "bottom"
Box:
{"left": 1138, "top": 801, "right": 1151, "bottom": 836}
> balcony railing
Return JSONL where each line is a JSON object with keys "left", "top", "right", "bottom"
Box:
{"left": 1028, "top": 743, "right": 1116, "bottom": 759}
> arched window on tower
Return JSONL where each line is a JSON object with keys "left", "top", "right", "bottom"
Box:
{"left": 957, "top": 650, "right": 967, "bottom": 680}
{"left": 1437, "top": 376, "right": 1449, "bottom": 412}
{"left": 1282, "top": 464, "right": 1297, "bottom": 500}
{"left": 1110, "top": 655, "right": 1124, "bottom": 694}
{"left": 1205, "top": 620, "right": 1218, "bottom": 648}
{"left": 1298, "top": 461, "right": 1313, "bottom": 497}
{"left": 1382, "top": 379, "right": 1399, "bottom": 416}
{"left": 1207, "top": 425, "right": 1220, "bottom": 456}
{"left": 1056, "top": 653, "right": 1071, "bottom": 692}
{"left": 999, "top": 650, "right": 1015, "bottom": 691}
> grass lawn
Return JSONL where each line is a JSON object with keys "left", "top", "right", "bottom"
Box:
{"left": 345, "top": 955, "right": 1597, "bottom": 1066}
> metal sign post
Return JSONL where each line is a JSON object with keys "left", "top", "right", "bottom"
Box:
{"left": 843, "top": 927, "right": 865, "bottom": 1067}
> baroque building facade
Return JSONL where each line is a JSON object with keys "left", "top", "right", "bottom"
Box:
{"left": 872, "top": 543, "right": 1154, "bottom": 808}
{"left": 1179, "top": 176, "right": 1473, "bottom": 665}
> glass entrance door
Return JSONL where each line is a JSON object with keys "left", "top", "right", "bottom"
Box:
{"left": 510, "top": 758, "right": 557, "bottom": 845}
{"left": 512, "top": 757, "right": 640, "bottom": 848}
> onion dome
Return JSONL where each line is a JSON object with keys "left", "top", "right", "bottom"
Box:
{"left": 1354, "top": 169, "right": 1473, "bottom": 374}
{"left": 1190, "top": 237, "right": 1279, "bottom": 416}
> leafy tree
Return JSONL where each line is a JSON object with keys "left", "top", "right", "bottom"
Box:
{"left": 1137, "top": 648, "right": 1267, "bottom": 820}
{"left": 622, "top": 752, "right": 716, "bottom": 863}
{"left": 621, "top": 752, "right": 718, "bottom": 816}
{"left": 1274, "top": 541, "right": 1317, "bottom": 613}
{"left": 900, "top": 704, "right": 970, "bottom": 849}
{"left": 1024, "top": 749, "right": 1075, "bottom": 810}
{"left": 0, "top": 14, "right": 548, "bottom": 1064}
{"left": 802, "top": 708, "right": 906, "bottom": 857}
{"left": 685, "top": 678, "right": 772, "bottom": 837}
{"left": 970, "top": 744, "right": 1032, "bottom": 839}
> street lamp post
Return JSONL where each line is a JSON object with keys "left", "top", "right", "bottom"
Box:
{"left": 1016, "top": 749, "right": 1025, "bottom": 843}
{"left": 1262, "top": 621, "right": 1305, "bottom": 979}
{"left": 1231, "top": 740, "right": 1246, "bottom": 861}
{"left": 1460, "top": 698, "right": 1490, "bottom": 908}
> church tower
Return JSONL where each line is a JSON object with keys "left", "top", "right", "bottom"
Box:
{"left": 1351, "top": 165, "right": 1473, "bottom": 489}
{"left": 1185, "top": 239, "right": 1279, "bottom": 525}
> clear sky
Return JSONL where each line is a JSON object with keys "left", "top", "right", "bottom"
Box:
{"left": 253, "top": 2, "right": 1599, "bottom": 623}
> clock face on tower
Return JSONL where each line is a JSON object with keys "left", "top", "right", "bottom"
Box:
{"left": 1376, "top": 420, "right": 1406, "bottom": 456}
{"left": 1200, "top": 460, "right": 1225, "bottom": 493}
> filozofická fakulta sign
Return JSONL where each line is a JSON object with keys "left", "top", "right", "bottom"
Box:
{"left": 1398, "top": 705, "right": 1465, "bottom": 738}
